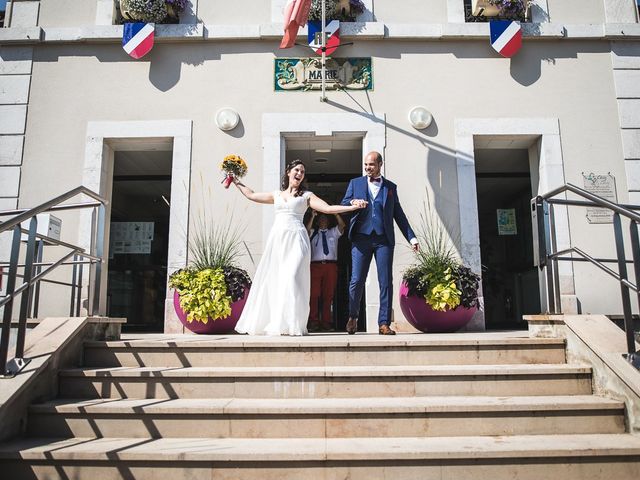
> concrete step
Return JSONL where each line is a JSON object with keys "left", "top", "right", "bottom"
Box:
{"left": 2, "top": 434, "right": 639, "bottom": 479}
{"left": 57, "top": 364, "right": 593, "bottom": 399}
{"left": 27, "top": 395, "right": 625, "bottom": 439}
{"left": 82, "top": 333, "right": 567, "bottom": 368}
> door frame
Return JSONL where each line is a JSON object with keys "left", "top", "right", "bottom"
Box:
{"left": 454, "top": 117, "right": 577, "bottom": 322}
{"left": 81, "top": 120, "right": 192, "bottom": 333}
{"left": 263, "top": 112, "right": 386, "bottom": 333}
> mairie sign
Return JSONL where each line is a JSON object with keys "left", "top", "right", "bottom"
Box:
{"left": 275, "top": 58, "right": 372, "bottom": 91}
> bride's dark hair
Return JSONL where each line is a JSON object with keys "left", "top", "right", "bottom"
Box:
{"left": 281, "top": 159, "right": 308, "bottom": 197}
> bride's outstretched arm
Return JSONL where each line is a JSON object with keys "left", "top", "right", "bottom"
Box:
{"left": 233, "top": 178, "right": 274, "bottom": 204}
{"left": 309, "top": 193, "right": 365, "bottom": 214}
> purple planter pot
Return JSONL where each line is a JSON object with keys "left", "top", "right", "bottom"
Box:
{"left": 399, "top": 281, "right": 477, "bottom": 333}
{"left": 173, "top": 287, "right": 248, "bottom": 334}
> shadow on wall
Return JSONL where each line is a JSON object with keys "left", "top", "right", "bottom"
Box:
{"left": 325, "top": 93, "right": 461, "bottom": 255}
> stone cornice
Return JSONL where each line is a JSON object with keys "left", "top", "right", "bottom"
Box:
{"left": 2, "top": 22, "right": 640, "bottom": 45}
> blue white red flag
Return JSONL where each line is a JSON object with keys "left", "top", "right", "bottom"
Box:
{"left": 490, "top": 20, "right": 522, "bottom": 58}
{"left": 308, "top": 20, "right": 340, "bottom": 56}
{"left": 122, "top": 23, "right": 155, "bottom": 59}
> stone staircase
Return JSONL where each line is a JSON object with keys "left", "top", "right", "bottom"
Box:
{"left": 1, "top": 331, "right": 640, "bottom": 479}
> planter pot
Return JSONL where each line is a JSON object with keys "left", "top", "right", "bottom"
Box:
{"left": 173, "top": 287, "right": 248, "bottom": 334}
{"left": 471, "top": 0, "right": 500, "bottom": 16}
{"left": 399, "top": 282, "right": 477, "bottom": 333}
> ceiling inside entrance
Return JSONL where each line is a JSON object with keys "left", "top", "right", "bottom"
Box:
{"left": 474, "top": 135, "right": 539, "bottom": 150}
{"left": 285, "top": 135, "right": 363, "bottom": 175}
{"left": 114, "top": 151, "right": 173, "bottom": 176}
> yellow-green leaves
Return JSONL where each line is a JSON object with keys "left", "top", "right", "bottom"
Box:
{"left": 169, "top": 268, "right": 232, "bottom": 323}
{"left": 424, "top": 267, "right": 462, "bottom": 312}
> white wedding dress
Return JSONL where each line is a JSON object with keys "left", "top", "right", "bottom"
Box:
{"left": 235, "top": 191, "right": 312, "bottom": 336}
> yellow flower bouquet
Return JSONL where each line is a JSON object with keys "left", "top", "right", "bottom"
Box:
{"left": 221, "top": 154, "right": 248, "bottom": 189}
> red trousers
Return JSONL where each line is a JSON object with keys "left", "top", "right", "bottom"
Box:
{"left": 309, "top": 262, "right": 338, "bottom": 327}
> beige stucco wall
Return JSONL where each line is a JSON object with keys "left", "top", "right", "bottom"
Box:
{"left": 374, "top": 0, "right": 448, "bottom": 24}
{"left": 547, "top": 0, "right": 606, "bottom": 24}
{"left": 15, "top": 35, "right": 634, "bottom": 322}
{"left": 197, "top": 0, "right": 271, "bottom": 25}
{"left": 38, "top": 0, "right": 97, "bottom": 27}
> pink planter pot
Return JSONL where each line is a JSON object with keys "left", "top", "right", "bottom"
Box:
{"left": 173, "top": 287, "right": 248, "bottom": 334}
{"left": 399, "top": 282, "right": 477, "bottom": 333}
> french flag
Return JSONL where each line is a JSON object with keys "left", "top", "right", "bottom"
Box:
{"left": 122, "top": 23, "right": 155, "bottom": 59}
{"left": 490, "top": 20, "right": 522, "bottom": 58}
{"left": 308, "top": 20, "right": 340, "bottom": 56}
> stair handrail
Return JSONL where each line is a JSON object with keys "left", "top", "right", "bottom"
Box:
{"left": 0, "top": 186, "right": 108, "bottom": 377}
{"left": 532, "top": 183, "right": 640, "bottom": 368}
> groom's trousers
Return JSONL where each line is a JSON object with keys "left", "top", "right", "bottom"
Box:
{"left": 348, "top": 233, "right": 394, "bottom": 326}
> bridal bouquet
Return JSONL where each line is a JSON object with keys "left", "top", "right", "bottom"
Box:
{"left": 220, "top": 155, "right": 248, "bottom": 189}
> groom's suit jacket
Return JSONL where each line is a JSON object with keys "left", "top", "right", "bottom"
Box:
{"left": 341, "top": 176, "right": 415, "bottom": 247}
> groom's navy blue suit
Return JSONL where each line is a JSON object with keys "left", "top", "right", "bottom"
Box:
{"left": 341, "top": 176, "right": 416, "bottom": 326}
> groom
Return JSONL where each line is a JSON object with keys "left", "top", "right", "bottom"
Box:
{"left": 341, "top": 151, "right": 418, "bottom": 335}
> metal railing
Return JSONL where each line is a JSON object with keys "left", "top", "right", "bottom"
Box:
{"left": 532, "top": 183, "right": 640, "bottom": 368}
{"left": 0, "top": 186, "right": 107, "bottom": 377}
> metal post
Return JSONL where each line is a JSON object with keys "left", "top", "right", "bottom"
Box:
{"left": 30, "top": 240, "right": 44, "bottom": 319}
{"left": 542, "top": 200, "right": 556, "bottom": 313}
{"left": 92, "top": 204, "right": 106, "bottom": 316}
{"left": 549, "top": 204, "right": 562, "bottom": 313}
{"left": 629, "top": 220, "right": 640, "bottom": 365}
{"left": 320, "top": 0, "right": 327, "bottom": 102}
{"left": 612, "top": 213, "right": 636, "bottom": 356}
{"left": 76, "top": 257, "right": 84, "bottom": 316}
{"left": 631, "top": 220, "right": 640, "bottom": 316}
{"left": 70, "top": 254, "right": 78, "bottom": 317}
{"left": 14, "top": 217, "right": 38, "bottom": 361}
{"left": 0, "top": 226, "right": 22, "bottom": 375}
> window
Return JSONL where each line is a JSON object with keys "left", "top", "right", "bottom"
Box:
{"left": 637, "top": 0, "right": 640, "bottom": 22}
{"left": 464, "top": 0, "right": 529, "bottom": 23}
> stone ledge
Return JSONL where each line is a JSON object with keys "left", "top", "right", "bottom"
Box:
{"left": 3, "top": 23, "right": 640, "bottom": 45}
{"left": 606, "top": 23, "right": 640, "bottom": 38}
{"left": 2, "top": 434, "right": 640, "bottom": 462}
{"left": 41, "top": 24, "right": 204, "bottom": 43}
{"left": 30, "top": 394, "right": 623, "bottom": 415}
{"left": 562, "top": 314, "right": 640, "bottom": 434}
{"left": 59, "top": 363, "right": 591, "bottom": 378}
{"left": 9, "top": 316, "right": 126, "bottom": 328}
{"left": 0, "top": 27, "right": 41, "bottom": 44}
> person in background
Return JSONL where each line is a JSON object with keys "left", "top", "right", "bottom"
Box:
{"left": 305, "top": 211, "right": 346, "bottom": 332}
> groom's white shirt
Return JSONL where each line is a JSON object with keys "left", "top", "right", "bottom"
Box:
{"left": 367, "top": 176, "right": 383, "bottom": 199}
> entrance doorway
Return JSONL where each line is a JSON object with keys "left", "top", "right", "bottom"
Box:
{"left": 285, "top": 135, "right": 364, "bottom": 332}
{"left": 107, "top": 150, "right": 172, "bottom": 332}
{"left": 474, "top": 148, "right": 541, "bottom": 329}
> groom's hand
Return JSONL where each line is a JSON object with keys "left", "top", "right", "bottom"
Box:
{"left": 350, "top": 199, "right": 367, "bottom": 208}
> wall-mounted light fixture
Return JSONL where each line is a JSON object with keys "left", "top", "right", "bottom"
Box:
{"left": 408, "top": 107, "right": 433, "bottom": 130}
{"left": 215, "top": 107, "right": 240, "bottom": 131}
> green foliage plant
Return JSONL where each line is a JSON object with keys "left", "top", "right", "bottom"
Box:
{"left": 402, "top": 194, "right": 480, "bottom": 312}
{"left": 169, "top": 212, "right": 251, "bottom": 324}
{"left": 308, "top": 0, "right": 366, "bottom": 22}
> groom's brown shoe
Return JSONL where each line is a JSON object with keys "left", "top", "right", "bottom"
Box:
{"left": 346, "top": 317, "right": 357, "bottom": 335}
{"left": 378, "top": 324, "right": 396, "bottom": 335}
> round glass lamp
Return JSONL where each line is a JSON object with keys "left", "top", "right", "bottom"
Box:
{"left": 408, "top": 107, "right": 433, "bottom": 130}
{"left": 215, "top": 108, "right": 240, "bottom": 131}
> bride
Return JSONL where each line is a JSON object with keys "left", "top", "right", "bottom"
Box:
{"left": 232, "top": 159, "right": 365, "bottom": 336}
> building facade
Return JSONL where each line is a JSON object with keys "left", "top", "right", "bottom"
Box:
{"left": 1, "top": 0, "right": 639, "bottom": 334}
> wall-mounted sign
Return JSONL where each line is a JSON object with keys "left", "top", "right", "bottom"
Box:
{"left": 582, "top": 173, "right": 617, "bottom": 224}
{"left": 110, "top": 222, "right": 154, "bottom": 255}
{"left": 497, "top": 208, "right": 517, "bottom": 236}
{"left": 275, "top": 57, "right": 372, "bottom": 91}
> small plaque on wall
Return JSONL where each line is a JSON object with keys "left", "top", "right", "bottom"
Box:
{"left": 497, "top": 208, "right": 517, "bottom": 236}
{"left": 582, "top": 173, "right": 617, "bottom": 224}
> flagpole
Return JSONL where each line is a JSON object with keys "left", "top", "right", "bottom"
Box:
{"left": 320, "top": 0, "right": 327, "bottom": 102}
